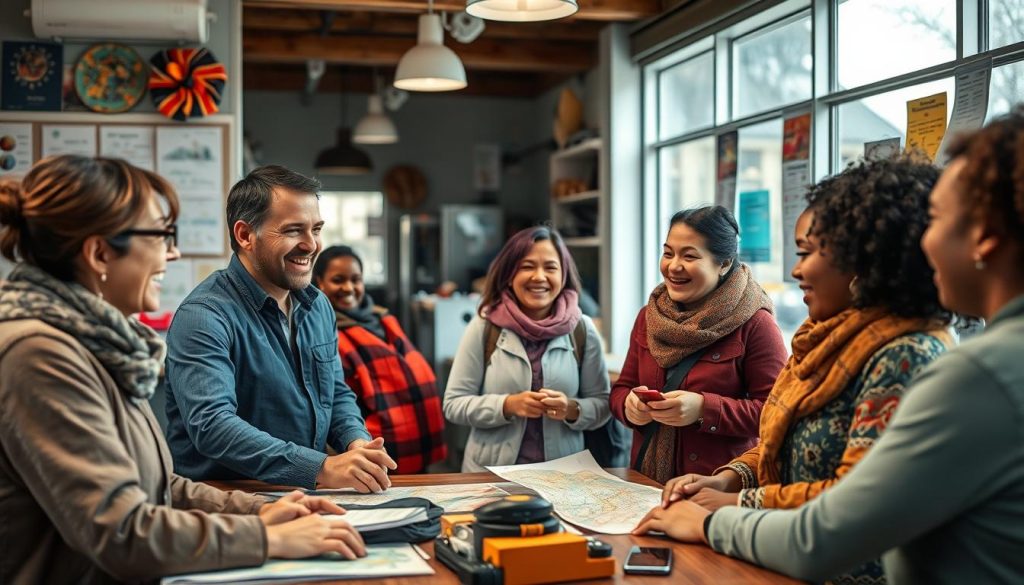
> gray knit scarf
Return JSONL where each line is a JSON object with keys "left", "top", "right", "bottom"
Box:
{"left": 0, "top": 263, "right": 165, "bottom": 404}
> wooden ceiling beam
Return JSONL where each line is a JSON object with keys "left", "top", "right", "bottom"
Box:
{"left": 242, "top": 0, "right": 661, "bottom": 21}
{"left": 242, "top": 8, "right": 605, "bottom": 41}
{"left": 243, "top": 31, "right": 596, "bottom": 72}
{"left": 243, "top": 62, "right": 553, "bottom": 97}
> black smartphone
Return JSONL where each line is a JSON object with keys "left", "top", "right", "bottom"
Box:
{"left": 623, "top": 545, "right": 673, "bottom": 575}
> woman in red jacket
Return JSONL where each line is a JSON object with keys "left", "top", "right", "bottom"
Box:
{"left": 314, "top": 245, "right": 446, "bottom": 474}
{"left": 610, "top": 206, "right": 787, "bottom": 483}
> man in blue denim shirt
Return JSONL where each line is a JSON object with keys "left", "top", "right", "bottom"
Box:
{"left": 164, "top": 166, "right": 397, "bottom": 489}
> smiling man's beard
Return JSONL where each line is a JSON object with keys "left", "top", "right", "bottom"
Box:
{"left": 252, "top": 243, "right": 317, "bottom": 293}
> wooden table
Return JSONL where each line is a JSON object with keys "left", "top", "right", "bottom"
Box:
{"left": 210, "top": 470, "right": 802, "bottom": 585}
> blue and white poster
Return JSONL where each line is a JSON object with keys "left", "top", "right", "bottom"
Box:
{"left": 739, "top": 189, "right": 771, "bottom": 263}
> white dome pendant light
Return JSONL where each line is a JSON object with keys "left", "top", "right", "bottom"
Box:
{"left": 394, "top": 0, "right": 467, "bottom": 92}
{"left": 466, "top": 0, "right": 578, "bottom": 22}
{"left": 354, "top": 74, "right": 399, "bottom": 144}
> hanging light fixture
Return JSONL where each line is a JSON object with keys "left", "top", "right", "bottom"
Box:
{"left": 315, "top": 69, "right": 373, "bottom": 175}
{"left": 465, "top": 0, "right": 578, "bottom": 22}
{"left": 354, "top": 74, "right": 399, "bottom": 144}
{"left": 394, "top": 0, "right": 467, "bottom": 92}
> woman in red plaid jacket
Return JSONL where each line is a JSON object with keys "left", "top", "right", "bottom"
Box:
{"left": 314, "top": 246, "right": 446, "bottom": 474}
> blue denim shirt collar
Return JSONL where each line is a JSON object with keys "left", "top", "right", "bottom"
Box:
{"left": 226, "top": 254, "right": 319, "bottom": 312}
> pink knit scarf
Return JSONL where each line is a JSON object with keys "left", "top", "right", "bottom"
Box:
{"left": 486, "top": 289, "right": 581, "bottom": 342}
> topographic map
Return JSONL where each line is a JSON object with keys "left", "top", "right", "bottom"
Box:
{"left": 488, "top": 451, "right": 662, "bottom": 534}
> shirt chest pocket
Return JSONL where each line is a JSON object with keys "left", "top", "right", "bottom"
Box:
{"left": 689, "top": 341, "right": 746, "bottom": 395}
{"left": 311, "top": 342, "right": 338, "bottom": 404}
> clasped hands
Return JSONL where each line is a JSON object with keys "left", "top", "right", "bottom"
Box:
{"left": 316, "top": 436, "right": 398, "bottom": 494}
{"left": 624, "top": 386, "right": 705, "bottom": 427}
{"left": 503, "top": 389, "right": 580, "bottom": 422}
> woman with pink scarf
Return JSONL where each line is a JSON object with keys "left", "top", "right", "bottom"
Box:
{"left": 443, "top": 226, "right": 612, "bottom": 472}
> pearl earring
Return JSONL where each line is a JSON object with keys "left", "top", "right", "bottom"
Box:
{"left": 100, "top": 273, "right": 107, "bottom": 282}
{"left": 975, "top": 259, "right": 986, "bottom": 270}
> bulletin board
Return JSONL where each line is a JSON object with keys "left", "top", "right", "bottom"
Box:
{"left": 0, "top": 116, "right": 235, "bottom": 317}
{"left": 0, "top": 119, "right": 231, "bottom": 258}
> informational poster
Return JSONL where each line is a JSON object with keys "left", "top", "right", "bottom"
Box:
{"left": 739, "top": 190, "right": 771, "bottom": 263}
{"left": 905, "top": 92, "right": 947, "bottom": 161}
{"left": 0, "top": 122, "right": 34, "bottom": 178}
{"left": 192, "top": 258, "right": 226, "bottom": 285}
{"left": 41, "top": 124, "right": 97, "bottom": 157}
{"left": 473, "top": 143, "right": 501, "bottom": 191}
{"left": 158, "top": 258, "right": 194, "bottom": 314}
{"left": 781, "top": 113, "right": 811, "bottom": 282}
{"left": 936, "top": 62, "right": 991, "bottom": 166}
{"left": 1, "top": 41, "right": 62, "bottom": 111}
{"left": 100, "top": 125, "right": 155, "bottom": 170}
{"left": 864, "top": 137, "right": 901, "bottom": 161}
{"left": 715, "top": 131, "right": 738, "bottom": 211}
{"left": 156, "top": 126, "right": 224, "bottom": 255}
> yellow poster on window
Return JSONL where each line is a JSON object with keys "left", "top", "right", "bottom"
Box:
{"left": 905, "top": 92, "right": 947, "bottom": 161}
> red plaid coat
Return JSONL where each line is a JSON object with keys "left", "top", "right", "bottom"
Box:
{"left": 335, "top": 314, "right": 446, "bottom": 474}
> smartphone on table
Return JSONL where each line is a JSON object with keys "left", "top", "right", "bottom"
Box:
{"left": 624, "top": 545, "right": 672, "bottom": 575}
{"left": 632, "top": 388, "right": 666, "bottom": 403}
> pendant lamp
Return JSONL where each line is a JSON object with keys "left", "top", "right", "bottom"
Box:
{"left": 315, "top": 72, "right": 372, "bottom": 175}
{"left": 354, "top": 75, "right": 399, "bottom": 144}
{"left": 466, "top": 0, "right": 578, "bottom": 22}
{"left": 395, "top": 0, "right": 467, "bottom": 92}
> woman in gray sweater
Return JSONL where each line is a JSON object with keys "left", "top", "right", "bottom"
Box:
{"left": 634, "top": 108, "right": 1024, "bottom": 585}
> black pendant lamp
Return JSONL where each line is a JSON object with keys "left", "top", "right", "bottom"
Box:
{"left": 315, "top": 69, "right": 372, "bottom": 175}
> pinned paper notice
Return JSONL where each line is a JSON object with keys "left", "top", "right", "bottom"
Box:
{"left": 936, "top": 62, "right": 991, "bottom": 166}
{"left": 905, "top": 93, "right": 947, "bottom": 161}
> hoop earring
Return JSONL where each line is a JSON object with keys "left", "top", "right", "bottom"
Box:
{"left": 848, "top": 276, "right": 860, "bottom": 300}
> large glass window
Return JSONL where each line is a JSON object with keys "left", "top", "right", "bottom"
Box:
{"left": 988, "top": 61, "right": 1024, "bottom": 119}
{"left": 989, "top": 0, "right": 1024, "bottom": 51}
{"left": 733, "top": 13, "right": 812, "bottom": 118}
{"left": 837, "top": 0, "right": 956, "bottom": 89}
{"left": 318, "top": 191, "right": 387, "bottom": 286}
{"left": 658, "top": 52, "right": 715, "bottom": 140}
{"left": 658, "top": 136, "right": 715, "bottom": 229}
{"left": 642, "top": 0, "right": 1023, "bottom": 344}
{"left": 836, "top": 78, "right": 956, "bottom": 167}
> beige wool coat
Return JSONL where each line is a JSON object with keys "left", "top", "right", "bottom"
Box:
{"left": 0, "top": 319, "right": 268, "bottom": 584}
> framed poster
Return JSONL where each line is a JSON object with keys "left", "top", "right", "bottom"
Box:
{"left": 2, "top": 41, "right": 62, "bottom": 111}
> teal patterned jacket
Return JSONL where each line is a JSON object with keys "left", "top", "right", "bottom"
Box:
{"left": 730, "top": 332, "right": 949, "bottom": 585}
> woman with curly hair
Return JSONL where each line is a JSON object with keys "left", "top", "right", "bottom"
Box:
{"left": 651, "top": 156, "right": 954, "bottom": 585}
{"left": 633, "top": 105, "right": 1024, "bottom": 585}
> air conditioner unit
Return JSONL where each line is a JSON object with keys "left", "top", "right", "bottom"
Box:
{"left": 29, "top": 0, "right": 211, "bottom": 43}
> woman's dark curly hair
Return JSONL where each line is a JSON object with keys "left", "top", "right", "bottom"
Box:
{"left": 805, "top": 155, "right": 951, "bottom": 323}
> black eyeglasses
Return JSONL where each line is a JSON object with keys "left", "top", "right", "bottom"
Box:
{"left": 114, "top": 224, "right": 178, "bottom": 248}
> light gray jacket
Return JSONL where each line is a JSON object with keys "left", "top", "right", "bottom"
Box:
{"left": 706, "top": 294, "right": 1024, "bottom": 585}
{"left": 443, "top": 315, "right": 611, "bottom": 472}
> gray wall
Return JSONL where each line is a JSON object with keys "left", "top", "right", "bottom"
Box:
{"left": 244, "top": 87, "right": 595, "bottom": 303}
{"left": 0, "top": 0, "right": 239, "bottom": 114}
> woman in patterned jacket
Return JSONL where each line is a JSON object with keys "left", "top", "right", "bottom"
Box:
{"left": 314, "top": 245, "right": 446, "bottom": 474}
{"left": 657, "top": 156, "right": 955, "bottom": 585}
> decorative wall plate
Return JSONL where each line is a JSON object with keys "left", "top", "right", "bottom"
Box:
{"left": 74, "top": 43, "right": 147, "bottom": 114}
{"left": 149, "top": 48, "right": 227, "bottom": 121}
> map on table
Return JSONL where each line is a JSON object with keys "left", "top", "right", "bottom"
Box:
{"left": 260, "top": 483, "right": 510, "bottom": 512}
{"left": 161, "top": 543, "right": 433, "bottom": 583}
{"left": 488, "top": 450, "right": 662, "bottom": 534}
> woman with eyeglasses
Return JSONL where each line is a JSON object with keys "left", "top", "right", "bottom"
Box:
{"left": 0, "top": 155, "right": 366, "bottom": 584}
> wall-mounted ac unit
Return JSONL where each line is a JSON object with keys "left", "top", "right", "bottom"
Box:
{"left": 29, "top": 0, "right": 211, "bottom": 43}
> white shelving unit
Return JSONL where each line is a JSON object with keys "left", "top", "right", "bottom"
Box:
{"left": 549, "top": 137, "right": 608, "bottom": 341}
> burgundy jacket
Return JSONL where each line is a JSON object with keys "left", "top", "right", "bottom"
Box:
{"left": 610, "top": 307, "right": 787, "bottom": 477}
